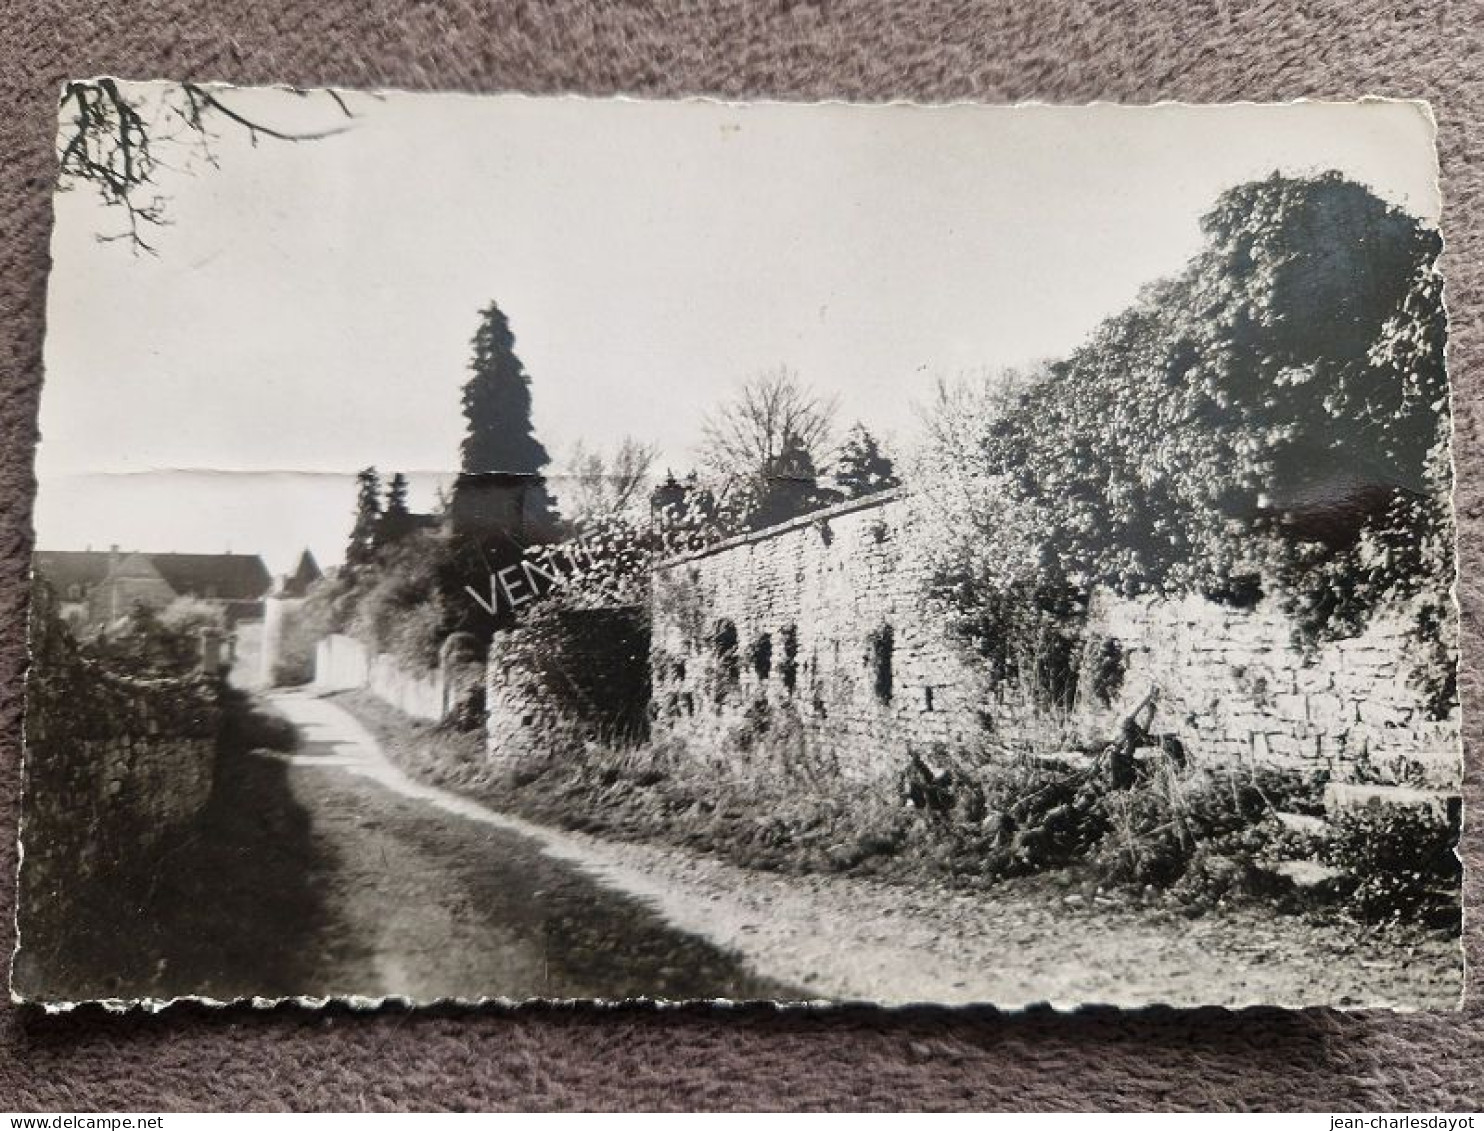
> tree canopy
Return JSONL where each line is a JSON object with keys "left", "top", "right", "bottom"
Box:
{"left": 458, "top": 303, "right": 552, "bottom": 477}
{"left": 698, "top": 367, "right": 841, "bottom": 528}
{"left": 561, "top": 437, "right": 659, "bottom": 527}
{"left": 920, "top": 172, "right": 1453, "bottom": 712}
{"left": 449, "top": 302, "right": 559, "bottom": 562}
{"left": 57, "top": 79, "right": 352, "bottom": 253}
{"left": 345, "top": 467, "right": 382, "bottom": 572}
{"left": 377, "top": 472, "right": 417, "bottom": 550}
{"left": 834, "top": 422, "right": 901, "bottom": 499}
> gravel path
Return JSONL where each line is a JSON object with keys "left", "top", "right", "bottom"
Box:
{"left": 254, "top": 690, "right": 791, "bottom": 1004}
{"left": 265, "top": 689, "right": 1460, "bottom": 1010}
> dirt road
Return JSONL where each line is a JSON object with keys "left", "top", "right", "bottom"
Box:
{"left": 66, "top": 688, "right": 1447, "bottom": 1009}
{"left": 220, "top": 690, "right": 1453, "bottom": 1010}
{"left": 27, "top": 687, "right": 792, "bottom": 1006}
{"left": 174, "top": 690, "right": 787, "bottom": 1004}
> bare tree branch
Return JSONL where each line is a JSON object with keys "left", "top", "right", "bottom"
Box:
{"left": 562, "top": 436, "right": 660, "bottom": 525}
{"left": 698, "top": 366, "right": 838, "bottom": 488}
{"left": 56, "top": 79, "right": 355, "bottom": 254}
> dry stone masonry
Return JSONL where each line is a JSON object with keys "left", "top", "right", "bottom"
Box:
{"left": 649, "top": 493, "right": 983, "bottom": 782}
{"left": 648, "top": 492, "right": 1460, "bottom": 793}
{"left": 22, "top": 659, "right": 220, "bottom": 897}
{"left": 485, "top": 607, "right": 651, "bottom": 767}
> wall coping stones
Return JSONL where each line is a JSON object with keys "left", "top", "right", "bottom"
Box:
{"left": 655, "top": 487, "right": 909, "bottom": 569}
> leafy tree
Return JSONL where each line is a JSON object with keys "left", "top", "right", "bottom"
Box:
{"left": 561, "top": 436, "right": 659, "bottom": 526}
{"left": 347, "top": 530, "right": 456, "bottom": 670}
{"left": 834, "top": 422, "right": 901, "bottom": 499}
{"left": 648, "top": 471, "right": 746, "bottom": 542}
{"left": 920, "top": 172, "right": 1452, "bottom": 711}
{"left": 160, "top": 596, "right": 227, "bottom": 640}
{"left": 86, "top": 601, "right": 207, "bottom": 677}
{"left": 345, "top": 467, "right": 382, "bottom": 571}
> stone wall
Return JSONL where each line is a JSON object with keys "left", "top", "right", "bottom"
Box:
{"left": 314, "top": 632, "right": 480, "bottom": 724}
{"left": 649, "top": 492, "right": 1460, "bottom": 789}
{"left": 313, "top": 632, "right": 371, "bottom": 691}
{"left": 369, "top": 654, "right": 444, "bottom": 721}
{"left": 485, "top": 627, "right": 564, "bottom": 767}
{"left": 650, "top": 492, "right": 985, "bottom": 783}
{"left": 485, "top": 606, "right": 650, "bottom": 767}
{"left": 1089, "top": 593, "right": 1459, "bottom": 787}
{"left": 22, "top": 649, "right": 220, "bottom": 892}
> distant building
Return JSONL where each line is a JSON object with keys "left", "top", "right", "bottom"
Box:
{"left": 34, "top": 548, "right": 273, "bottom": 628}
{"left": 278, "top": 549, "right": 324, "bottom": 598}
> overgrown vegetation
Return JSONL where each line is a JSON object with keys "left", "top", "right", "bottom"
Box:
{"left": 919, "top": 172, "right": 1455, "bottom": 718}
{"left": 1321, "top": 802, "right": 1461, "bottom": 924}
{"left": 77, "top": 596, "right": 225, "bottom": 677}
{"left": 340, "top": 663, "right": 1458, "bottom": 931}
{"left": 308, "top": 172, "right": 1459, "bottom": 936}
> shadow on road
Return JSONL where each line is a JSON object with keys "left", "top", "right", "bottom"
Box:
{"left": 15, "top": 697, "right": 336, "bottom": 1004}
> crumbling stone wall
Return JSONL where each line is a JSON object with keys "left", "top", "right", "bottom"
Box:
{"left": 1090, "top": 593, "right": 1459, "bottom": 787}
{"left": 649, "top": 492, "right": 1460, "bottom": 789}
{"left": 485, "top": 606, "right": 650, "bottom": 768}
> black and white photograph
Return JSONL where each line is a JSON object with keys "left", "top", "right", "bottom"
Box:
{"left": 15, "top": 85, "right": 1463, "bottom": 1010}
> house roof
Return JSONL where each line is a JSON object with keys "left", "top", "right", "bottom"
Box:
{"left": 281, "top": 549, "right": 324, "bottom": 598}
{"left": 147, "top": 553, "right": 272, "bottom": 601}
{"left": 32, "top": 550, "right": 113, "bottom": 592}
{"left": 33, "top": 549, "right": 272, "bottom": 602}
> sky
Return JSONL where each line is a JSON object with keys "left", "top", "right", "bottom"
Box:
{"left": 34, "top": 89, "right": 1440, "bottom": 575}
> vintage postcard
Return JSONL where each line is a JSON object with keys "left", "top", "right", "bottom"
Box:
{"left": 15, "top": 85, "right": 1462, "bottom": 1009}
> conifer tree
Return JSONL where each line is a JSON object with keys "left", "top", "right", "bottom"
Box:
{"left": 458, "top": 303, "right": 552, "bottom": 477}
{"left": 377, "top": 471, "right": 415, "bottom": 549}
{"left": 346, "top": 467, "right": 382, "bottom": 570}
{"left": 834, "top": 422, "right": 901, "bottom": 499}
{"left": 450, "top": 303, "right": 558, "bottom": 545}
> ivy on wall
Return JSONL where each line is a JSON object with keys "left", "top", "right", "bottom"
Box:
{"left": 919, "top": 173, "right": 1454, "bottom": 716}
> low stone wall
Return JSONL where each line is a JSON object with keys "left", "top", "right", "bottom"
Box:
{"left": 23, "top": 653, "right": 220, "bottom": 891}
{"left": 368, "top": 653, "right": 444, "bottom": 721}
{"left": 1088, "top": 592, "right": 1459, "bottom": 786}
{"left": 314, "top": 632, "right": 471, "bottom": 723}
{"left": 313, "top": 632, "right": 371, "bottom": 692}
{"left": 648, "top": 492, "right": 1460, "bottom": 789}
{"left": 486, "top": 606, "right": 650, "bottom": 767}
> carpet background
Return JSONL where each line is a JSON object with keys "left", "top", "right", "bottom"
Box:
{"left": 2, "top": 0, "right": 1481, "bottom": 1111}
